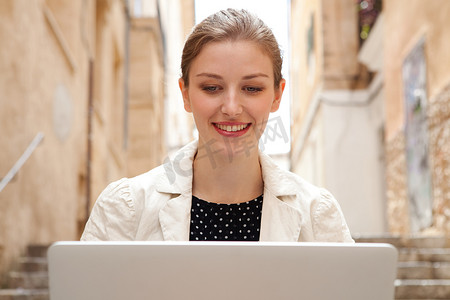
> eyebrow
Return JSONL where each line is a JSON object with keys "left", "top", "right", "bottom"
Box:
{"left": 242, "top": 73, "right": 269, "bottom": 80}
{"left": 195, "top": 73, "right": 222, "bottom": 79}
{"left": 195, "top": 73, "right": 269, "bottom": 80}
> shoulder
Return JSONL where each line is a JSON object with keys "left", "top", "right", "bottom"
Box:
{"left": 81, "top": 177, "right": 136, "bottom": 240}
{"left": 81, "top": 164, "right": 169, "bottom": 241}
{"left": 310, "top": 188, "right": 354, "bottom": 242}
{"left": 100, "top": 164, "right": 166, "bottom": 202}
{"left": 259, "top": 153, "right": 353, "bottom": 242}
{"left": 128, "top": 164, "right": 167, "bottom": 192}
{"left": 95, "top": 177, "right": 134, "bottom": 210}
{"left": 92, "top": 139, "right": 199, "bottom": 210}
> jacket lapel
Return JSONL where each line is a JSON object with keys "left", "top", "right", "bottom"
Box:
{"left": 156, "top": 141, "right": 198, "bottom": 241}
{"left": 155, "top": 140, "right": 304, "bottom": 242}
{"left": 159, "top": 193, "right": 192, "bottom": 241}
{"left": 259, "top": 191, "right": 302, "bottom": 241}
{"left": 259, "top": 152, "right": 303, "bottom": 242}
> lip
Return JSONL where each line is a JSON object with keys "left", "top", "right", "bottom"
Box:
{"left": 213, "top": 122, "right": 251, "bottom": 137}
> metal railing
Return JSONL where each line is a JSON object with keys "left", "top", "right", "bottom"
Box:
{"left": 0, "top": 132, "right": 44, "bottom": 193}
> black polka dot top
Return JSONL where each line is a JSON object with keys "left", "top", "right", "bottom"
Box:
{"left": 189, "top": 195, "right": 263, "bottom": 241}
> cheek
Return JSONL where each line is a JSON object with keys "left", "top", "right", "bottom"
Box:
{"left": 249, "top": 100, "right": 274, "bottom": 134}
{"left": 189, "top": 94, "right": 216, "bottom": 120}
{"left": 250, "top": 112, "right": 269, "bottom": 134}
{"left": 252, "top": 101, "right": 273, "bottom": 121}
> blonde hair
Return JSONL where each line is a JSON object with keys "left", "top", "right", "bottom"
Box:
{"left": 181, "top": 8, "right": 283, "bottom": 87}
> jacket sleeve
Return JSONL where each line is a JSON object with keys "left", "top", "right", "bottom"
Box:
{"left": 80, "top": 178, "right": 138, "bottom": 241}
{"left": 311, "top": 189, "right": 354, "bottom": 243}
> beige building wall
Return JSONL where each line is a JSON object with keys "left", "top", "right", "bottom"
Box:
{"left": 290, "top": 0, "right": 387, "bottom": 234}
{"left": 158, "top": 0, "right": 196, "bottom": 154}
{"left": 290, "top": 0, "right": 323, "bottom": 141}
{"left": 127, "top": 0, "right": 195, "bottom": 159}
{"left": 90, "top": 0, "right": 129, "bottom": 210}
{"left": 383, "top": 0, "right": 450, "bottom": 234}
{"left": 127, "top": 17, "right": 165, "bottom": 176}
{"left": 131, "top": 0, "right": 196, "bottom": 155}
{"left": 291, "top": 0, "right": 450, "bottom": 235}
{"left": 0, "top": 0, "right": 176, "bottom": 280}
{"left": 0, "top": 0, "right": 94, "bottom": 277}
{"left": 291, "top": 0, "right": 368, "bottom": 164}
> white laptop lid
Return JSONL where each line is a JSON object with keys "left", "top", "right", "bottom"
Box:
{"left": 48, "top": 241, "right": 397, "bottom": 300}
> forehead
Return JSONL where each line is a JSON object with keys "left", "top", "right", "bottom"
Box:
{"left": 189, "top": 40, "right": 274, "bottom": 79}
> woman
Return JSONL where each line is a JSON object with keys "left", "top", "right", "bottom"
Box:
{"left": 81, "top": 8, "right": 353, "bottom": 243}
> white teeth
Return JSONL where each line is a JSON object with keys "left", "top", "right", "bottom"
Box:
{"left": 216, "top": 123, "right": 248, "bottom": 132}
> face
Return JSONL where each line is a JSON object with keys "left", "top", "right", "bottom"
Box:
{"left": 179, "top": 40, "right": 285, "bottom": 158}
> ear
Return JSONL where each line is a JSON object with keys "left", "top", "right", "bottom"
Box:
{"left": 270, "top": 79, "right": 286, "bottom": 113}
{"left": 179, "top": 78, "right": 192, "bottom": 113}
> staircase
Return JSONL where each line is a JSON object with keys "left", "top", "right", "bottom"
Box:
{"left": 1, "top": 238, "right": 450, "bottom": 299}
{"left": 0, "top": 245, "right": 49, "bottom": 300}
{"left": 355, "top": 235, "right": 450, "bottom": 299}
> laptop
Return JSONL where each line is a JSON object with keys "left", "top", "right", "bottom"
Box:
{"left": 47, "top": 241, "right": 398, "bottom": 300}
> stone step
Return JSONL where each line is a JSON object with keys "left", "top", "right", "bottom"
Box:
{"left": 25, "top": 246, "right": 49, "bottom": 259}
{"left": 399, "top": 248, "right": 450, "bottom": 263}
{"left": 403, "top": 237, "right": 450, "bottom": 249}
{"left": 353, "top": 234, "right": 404, "bottom": 248}
{"left": 395, "top": 279, "right": 450, "bottom": 299}
{"left": 14, "top": 258, "right": 47, "bottom": 273}
{"left": 7, "top": 272, "right": 48, "bottom": 290}
{"left": 398, "top": 262, "right": 450, "bottom": 279}
{"left": 0, "top": 289, "right": 49, "bottom": 300}
{"left": 353, "top": 235, "right": 450, "bottom": 249}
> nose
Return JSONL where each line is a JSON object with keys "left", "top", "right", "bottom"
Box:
{"left": 221, "top": 90, "right": 243, "bottom": 117}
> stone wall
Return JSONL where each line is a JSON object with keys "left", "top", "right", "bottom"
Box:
{"left": 385, "top": 132, "right": 410, "bottom": 234}
{"left": 428, "top": 84, "right": 450, "bottom": 233}
{"left": 385, "top": 82, "right": 450, "bottom": 235}
{"left": 383, "top": 0, "right": 450, "bottom": 235}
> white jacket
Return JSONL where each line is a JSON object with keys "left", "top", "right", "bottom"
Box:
{"left": 81, "top": 140, "right": 353, "bottom": 242}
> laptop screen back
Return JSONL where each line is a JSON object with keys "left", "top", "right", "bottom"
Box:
{"left": 48, "top": 241, "right": 397, "bottom": 300}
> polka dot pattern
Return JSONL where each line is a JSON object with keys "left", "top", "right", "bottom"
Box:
{"left": 189, "top": 195, "right": 263, "bottom": 241}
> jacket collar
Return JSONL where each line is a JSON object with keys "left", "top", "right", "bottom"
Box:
{"left": 157, "top": 140, "right": 198, "bottom": 195}
{"left": 157, "top": 140, "right": 302, "bottom": 241}
{"left": 259, "top": 151, "right": 300, "bottom": 197}
{"left": 156, "top": 140, "right": 299, "bottom": 197}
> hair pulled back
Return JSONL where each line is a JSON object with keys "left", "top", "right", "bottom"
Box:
{"left": 180, "top": 8, "right": 283, "bottom": 87}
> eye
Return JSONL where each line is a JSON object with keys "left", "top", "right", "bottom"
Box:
{"left": 244, "top": 86, "right": 263, "bottom": 93}
{"left": 201, "top": 85, "right": 221, "bottom": 93}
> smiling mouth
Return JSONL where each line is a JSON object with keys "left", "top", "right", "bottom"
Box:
{"left": 214, "top": 123, "right": 250, "bottom": 132}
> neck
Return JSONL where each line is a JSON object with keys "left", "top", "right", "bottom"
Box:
{"left": 192, "top": 143, "right": 263, "bottom": 204}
